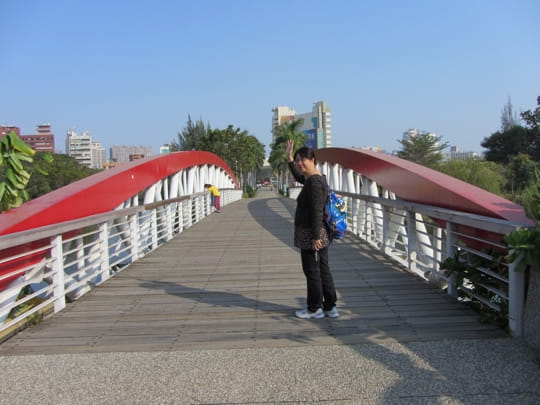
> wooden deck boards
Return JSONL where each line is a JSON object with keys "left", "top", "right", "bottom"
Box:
{"left": 0, "top": 191, "right": 506, "bottom": 355}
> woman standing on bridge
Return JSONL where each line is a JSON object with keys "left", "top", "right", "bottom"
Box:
{"left": 286, "top": 140, "right": 338, "bottom": 319}
{"left": 204, "top": 184, "right": 221, "bottom": 213}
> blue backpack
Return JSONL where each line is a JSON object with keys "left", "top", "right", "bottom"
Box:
{"left": 324, "top": 187, "right": 347, "bottom": 241}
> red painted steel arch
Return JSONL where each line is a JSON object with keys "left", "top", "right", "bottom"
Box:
{"left": 0, "top": 151, "right": 238, "bottom": 236}
{"left": 0, "top": 151, "right": 237, "bottom": 291}
{"left": 316, "top": 147, "right": 533, "bottom": 225}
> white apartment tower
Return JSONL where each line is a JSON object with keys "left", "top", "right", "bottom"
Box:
{"left": 66, "top": 129, "right": 92, "bottom": 168}
{"left": 271, "top": 101, "right": 331, "bottom": 149}
{"left": 271, "top": 106, "right": 296, "bottom": 143}
{"left": 91, "top": 141, "right": 107, "bottom": 169}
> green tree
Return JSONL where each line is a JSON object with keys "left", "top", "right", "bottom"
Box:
{"left": 521, "top": 96, "right": 540, "bottom": 130}
{"left": 396, "top": 132, "right": 448, "bottom": 168}
{"left": 171, "top": 115, "right": 211, "bottom": 151}
{"left": 268, "top": 119, "right": 307, "bottom": 188}
{"left": 238, "top": 134, "right": 266, "bottom": 188}
{"left": 520, "top": 168, "right": 540, "bottom": 221}
{"left": 504, "top": 169, "right": 540, "bottom": 274}
{"left": 481, "top": 125, "right": 531, "bottom": 164}
{"left": 171, "top": 117, "right": 265, "bottom": 188}
{"left": 501, "top": 97, "right": 521, "bottom": 131}
{"left": 437, "top": 158, "right": 505, "bottom": 194}
{"left": 520, "top": 96, "right": 540, "bottom": 161}
{"left": 482, "top": 96, "right": 540, "bottom": 163}
{"left": 507, "top": 153, "right": 538, "bottom": 195}
{"left": 175, "top": 121, "right": 265, "bottom": 188}
{"left": 23, "top": 153, "right": 99, "bottom": 199}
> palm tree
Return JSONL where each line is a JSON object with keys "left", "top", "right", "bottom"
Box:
{"left": 269, "top": 119, "right": 308, "bottom": 191}
{"left": 237, "top": 133, "right": 265, "bottom": 190}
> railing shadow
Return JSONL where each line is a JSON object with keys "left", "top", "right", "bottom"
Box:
{"left": 137, "top": 279, "right": 320, "bottom": 345}
{"left": 246, "top": 192, "right": 297, "bottom": 247}
{"left": 240, "top": 192, "right": 527, "bottom": 403}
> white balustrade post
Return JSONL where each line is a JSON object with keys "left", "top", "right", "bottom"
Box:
{"left": 188, "top": 199, "right": 194, "bottom": 228}
{"left": 406, "top": 210, "right": 417, "bottom": 274}
{"left": 151, "top": 208, "right": 158, "bottom": 250}
{"left": 166, "top": 204, "right": 174, "bottom": 241}
{"left": 51, "top": 235, "right": 66, "bottom": 313}
{"left": 76, "top": 237, "right": 84, "bottom": 275}
{"left": 434, "top": 227, "right": 442, "bottom": 271}
{"left": 445, "top": 222, "right": 458, "bottom": 298}
{"left": 129, "top": 213, "right": 139, "bottom": 260}
{"left": 178, "top": 201, "right": 184, "bottom": 233}
{"left": 98, "top": 222, "right": 110, "bottom": 283}
{"left": 194, "top": 196, "right": 200, "bottom": 223}
{"left": 508, "top": 251, "right": 525, "bottom": 337}
{"left": 382, "top": 206, "right": 390, "bottom": 255}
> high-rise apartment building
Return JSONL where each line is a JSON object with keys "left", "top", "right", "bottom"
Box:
{"left": 91, "top": 141, "right": 107, "bottom": 169}
{"left": 271, "top": 106, "right": 296, "bottom": 142}
{"left": 297, "top": 101, "right": 331, "bottom": 149}
{"left": 66, "top": 129, "right": 93, "bottom": 168}
{"left": 271, "top": 101, "right": 331, "bottom": 149}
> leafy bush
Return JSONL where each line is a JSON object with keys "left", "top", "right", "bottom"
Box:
{"left": 243, "top": 185, "right": 256, "bottom": 198}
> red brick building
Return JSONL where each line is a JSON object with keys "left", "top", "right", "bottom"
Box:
{"left": 0, "top": 126, "right": 21, "bottom": 137}
{"left": 0, "top": 124, "right": 55, "bottom": 152}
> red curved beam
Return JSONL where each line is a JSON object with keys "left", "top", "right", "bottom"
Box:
{"left": 0, "top": 151, "right": 238, "bottom": 235}
{"left": 316, "top": 147, "right": 533, "bottom": 225}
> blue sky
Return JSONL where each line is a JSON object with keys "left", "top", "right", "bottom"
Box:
{"left": 1, "top": 0, "right": 539, "bottom": 155}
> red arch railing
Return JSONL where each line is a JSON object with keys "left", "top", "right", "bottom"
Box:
{"left": 0, "top": 151, "right": 237, "bottom": 236}
{"left": 316, "top": 147, "right": 532, "bottom": 225}
{"left": 0, "top": 151, "right": 237, "bottom": 291}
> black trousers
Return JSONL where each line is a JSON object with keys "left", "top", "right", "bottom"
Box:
{"left": 300, "top": 247, "right": 337, "bottom": 312}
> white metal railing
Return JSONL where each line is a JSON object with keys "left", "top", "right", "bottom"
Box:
{"left": 289, "top": 185, "right": 529, "bottom": 336}
{"left": 0, "top": 189, "right": 242, "bottom": 336}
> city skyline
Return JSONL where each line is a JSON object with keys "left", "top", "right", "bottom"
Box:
{"left": 1, "top": 1, "right": 538, "bottom": 156}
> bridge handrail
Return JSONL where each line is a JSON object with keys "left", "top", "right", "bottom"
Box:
{"left": 0, "top": 189, "right": 236, "bottom": 251}
{"left": 289, "top": 186, "right": 529, "bottom": 336}
{"left": 339, "top": 192, "right": 531, "bottom": 234}
{"left": 0, "top": 189, "right": 242, "bottom": 337}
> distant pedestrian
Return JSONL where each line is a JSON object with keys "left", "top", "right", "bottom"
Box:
{"left": 204, "top": 184, "right": 221, "bottom": 213}
{"left": 286, "top": 140, "right": 338, "bottom": 319}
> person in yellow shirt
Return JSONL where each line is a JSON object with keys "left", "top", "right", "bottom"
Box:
{"left": 204, "top": 184, "right": 221, "bottom": 213}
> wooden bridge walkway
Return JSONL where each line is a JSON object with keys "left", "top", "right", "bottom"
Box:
{"left": 0, "top": 190, "right": 505, "bottom": 355}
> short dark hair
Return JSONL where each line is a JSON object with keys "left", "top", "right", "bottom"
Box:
{"left": 204, "top": 184, "right": 211, "bottom": 188}
{"left": 294, "top": 147, "right": 317, "bottom": 164}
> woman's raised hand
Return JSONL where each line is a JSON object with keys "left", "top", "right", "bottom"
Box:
{"left": 286, "top": 140, "right": 294, "bottom": 162}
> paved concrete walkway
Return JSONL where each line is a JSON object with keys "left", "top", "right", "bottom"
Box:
{"left": 1, "top": 339, "right": 539, "bottom": 404}
{"left": 1, "top": 190, "right": 539, "bottom": 404}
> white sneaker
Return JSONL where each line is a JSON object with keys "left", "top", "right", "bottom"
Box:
{"left": 324, "top": 306, "right": 339, "bottom": 318}
{"left": 295, "top": 308, "right": 324, "bottom": 319}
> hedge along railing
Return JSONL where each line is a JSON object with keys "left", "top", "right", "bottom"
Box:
{"left": 289, "top": 186, "right": 529, "bottom": 336}
{"left": 0, "top": 188, "right": 242, "bottom": 336}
